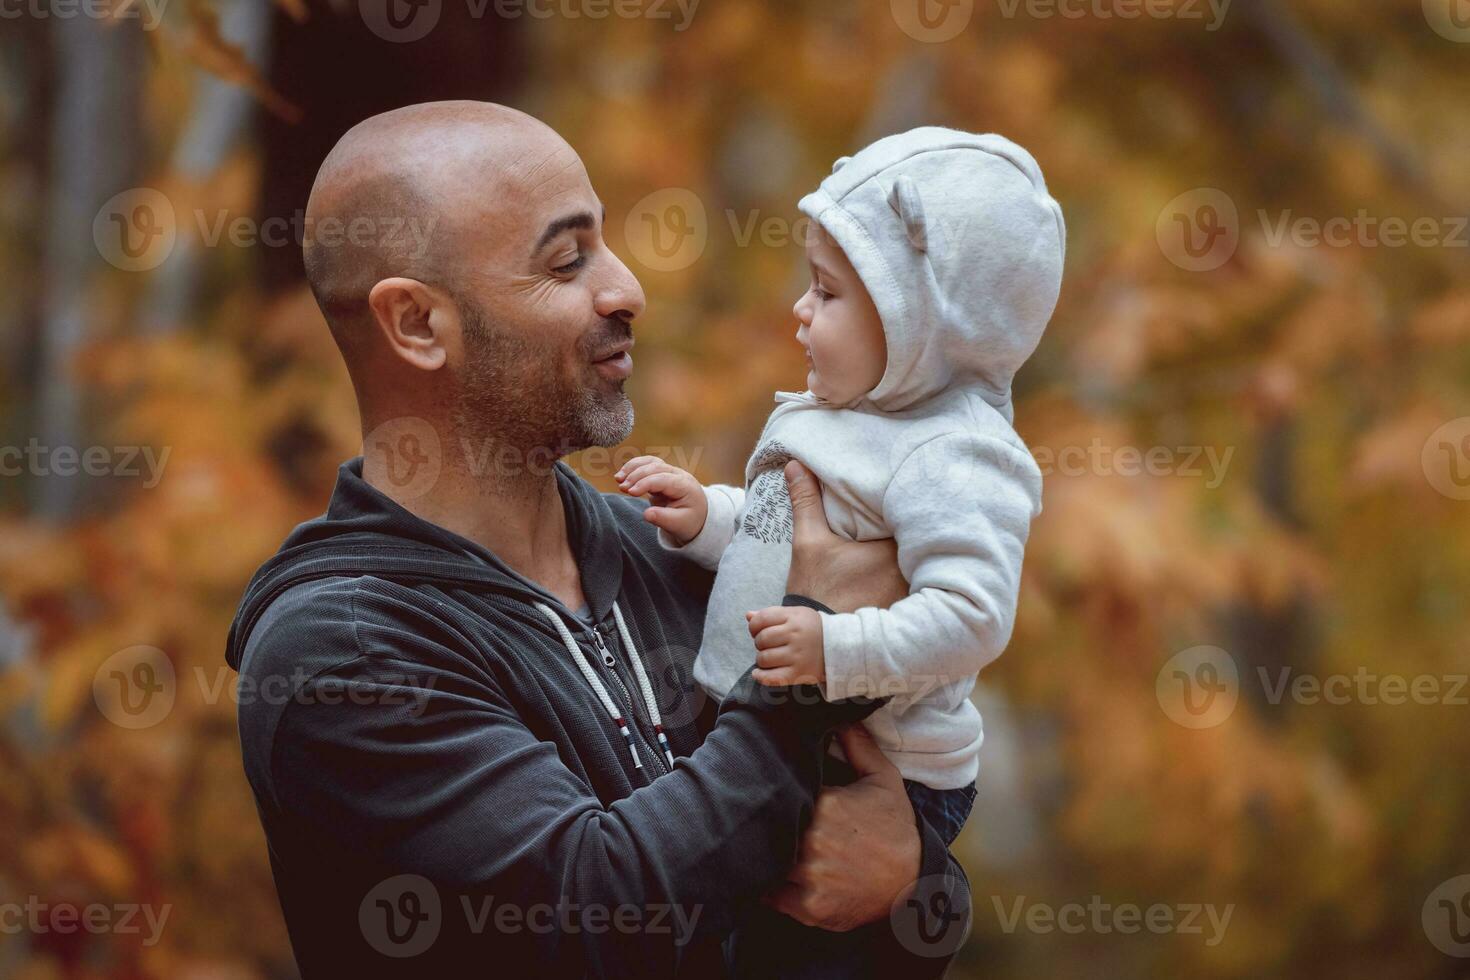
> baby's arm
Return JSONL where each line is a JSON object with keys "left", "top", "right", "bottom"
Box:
{"left": 757, "top": 433, "right": 1042, "bottom": 701}
{"left": 617, "top": 456, "right": 745, "bottom": 570}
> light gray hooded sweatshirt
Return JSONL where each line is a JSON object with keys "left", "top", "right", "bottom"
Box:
{"left": 670, "top": 128, "right": 1065, "bottom": 789}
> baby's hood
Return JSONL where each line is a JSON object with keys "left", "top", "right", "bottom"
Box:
{"left": 797, "top": 127, "right": 1065, "bottom": 419}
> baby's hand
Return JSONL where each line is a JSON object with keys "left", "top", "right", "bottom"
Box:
{"left": 616, "top": 456, "right": 709, "bottom": 546}
{"left": 747, "top": 606, "right": 825, "bottom": 687}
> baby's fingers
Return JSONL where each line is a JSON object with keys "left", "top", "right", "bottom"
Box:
{"left": 753, "top": 666, "right": 804, "bottom": 687}
{"left": 746, "top": 607, "right": 790, "bottom": 636}
{"left": 616, "top": 457, "right": 667, "bottom": 489}
{"left": 616, "top": 455, "right": 662, "bottom": 481}
{"left": 625, "top": 471, "right": 683, "bottom": 500}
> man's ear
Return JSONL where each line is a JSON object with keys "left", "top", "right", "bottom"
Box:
{"left": 367, "top": 277, "right": 450, "bottom": 371}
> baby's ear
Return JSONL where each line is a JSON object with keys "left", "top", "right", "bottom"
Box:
{"left": 887, "top": 175, "right": 928, "bottom": 252}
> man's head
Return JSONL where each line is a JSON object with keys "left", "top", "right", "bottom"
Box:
{"left": 304, "top": 101, "right": 645, "bottom": 463}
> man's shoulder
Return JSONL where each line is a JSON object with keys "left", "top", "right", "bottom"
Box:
{"left": 238, "top": 574, "right": 366, "bottom": 684}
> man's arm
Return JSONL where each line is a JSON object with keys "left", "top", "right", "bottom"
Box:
{"left": 775, "top": 461, "right": 974, "bottom": 973}
{"left": 264, "top": 594, "right": 872, "bottom": 977}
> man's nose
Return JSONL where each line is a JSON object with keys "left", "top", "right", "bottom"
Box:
{"left": 595, "top": 249, "right": 646, "bottom": 323}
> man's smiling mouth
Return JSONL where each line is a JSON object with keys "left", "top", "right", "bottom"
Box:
{"left": 592, "top": 339, "right": 635, "bottom": 380}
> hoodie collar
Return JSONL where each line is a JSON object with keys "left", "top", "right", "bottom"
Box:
{"left": 226, "top": 457, "right": 625, "bottom": 669}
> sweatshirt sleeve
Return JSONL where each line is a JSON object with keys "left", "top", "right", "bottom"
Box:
{"left": 263, "top": 588, "right": 875, "bottom": 978}
{"left": 657, "top": 483, "right": 745, "bottom": 570}
{"left": 820, "top": 433, "right": 1042, "bottom": 702}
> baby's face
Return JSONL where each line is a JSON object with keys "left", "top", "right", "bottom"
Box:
{"left": 792, "top": 226, "right": 888, "bottom": 404}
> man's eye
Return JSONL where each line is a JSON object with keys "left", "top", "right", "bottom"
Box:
{"left": 553, "top": 253, "right": 587, "bottom": 274}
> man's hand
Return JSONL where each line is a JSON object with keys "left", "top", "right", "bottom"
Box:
{"left": 783, "top": 461, "right": 908, "bottom": 613}
{"left": 763, "top": 724, "right": 921, "bottom": 932}
{"left": 747, "top": 605, "right": 824, "bottom": 686}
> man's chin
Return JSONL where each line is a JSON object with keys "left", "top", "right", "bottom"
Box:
{"left": 570, "top": 389, "right": 635, "bottom": 451}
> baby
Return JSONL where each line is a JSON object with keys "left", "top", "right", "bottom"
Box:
{"left": 618, "top": 128, "right": 1064, "bottom": 853}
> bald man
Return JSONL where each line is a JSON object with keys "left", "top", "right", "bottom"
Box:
{"left": 226, "top": 102, "right": 971, "bottom": 978}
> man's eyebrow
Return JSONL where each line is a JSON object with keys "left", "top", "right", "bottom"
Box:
{"left": 533, "top": 204, "right": 607, "bottom": 254}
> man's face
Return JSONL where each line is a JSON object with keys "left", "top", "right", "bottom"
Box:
{"left": 448, "top": 137, "right": 646, "bottom": 459}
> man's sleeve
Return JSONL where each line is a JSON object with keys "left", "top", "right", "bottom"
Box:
{"left": 657, "top": 483, "right": 745, "bottom": 569}
{"left": 265, "top": 588, "right": 868, "bottom": 978}
{"left": 782, "top": 594, "right": 973, "bottom": 977}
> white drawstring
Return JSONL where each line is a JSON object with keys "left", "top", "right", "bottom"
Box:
{"left": 611, "top": 604, "right": 677, "bottom": 769}
{"left": 533, "top": 601, "right": 676, "bottom": 772}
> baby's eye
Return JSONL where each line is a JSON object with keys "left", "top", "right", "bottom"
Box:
{"left": 813, "top": 285, "right": 833, "bottom": 301}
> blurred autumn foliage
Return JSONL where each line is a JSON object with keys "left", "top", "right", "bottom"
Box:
{"left": 1, "top": 0, "right": 1468, "bottom": 977}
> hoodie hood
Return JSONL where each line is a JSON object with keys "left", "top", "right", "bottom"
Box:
{"left": 225, "top": 457, "right": 626, "bottom": 670}
{"left": 797, "top": 127, "right": 1066, "bottom": 420}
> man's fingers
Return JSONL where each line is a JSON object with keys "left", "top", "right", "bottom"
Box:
{"left": 835, "top": 723, "right": 901, "bottom": 782}
{"left": 762, "top": 882, "right": 811, "bottom": 923}
{"left": 784, "top": 460, "right": 829, "bottom": 542}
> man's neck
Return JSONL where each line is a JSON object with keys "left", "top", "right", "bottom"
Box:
{"left": 362, "top": 447, "right": 587, "bottom": 611}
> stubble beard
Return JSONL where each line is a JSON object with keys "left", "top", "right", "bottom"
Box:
{"left": 451, "top": 300, "right": 634, "bottom": 468}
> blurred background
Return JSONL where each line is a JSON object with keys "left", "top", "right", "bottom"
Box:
{"left": 1, "top": 0, "right": 1468, "bottom": 976}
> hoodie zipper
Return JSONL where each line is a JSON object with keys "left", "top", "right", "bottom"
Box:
{"left": 588, "top": 623, "right": 668, "bottom": 779}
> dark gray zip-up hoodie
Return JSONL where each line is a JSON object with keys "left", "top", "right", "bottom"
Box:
{"left": 225, "top": 458, "right": 970, "bottom": 978}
